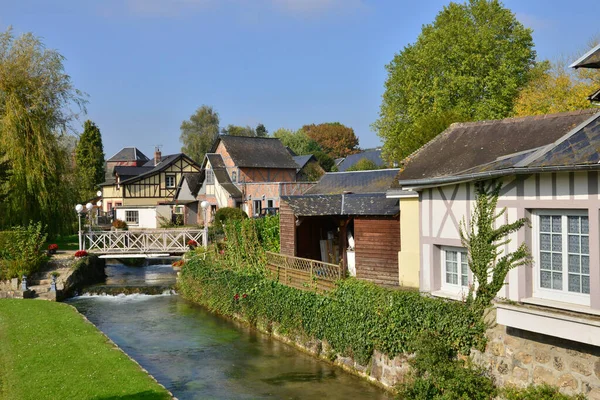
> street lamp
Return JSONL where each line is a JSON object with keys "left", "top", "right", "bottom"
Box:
{"left": 75, "top": 204, "right": 84, "bottom": 250}
{"left": 201, "top": 201, "right": 209, "bottom": 247}
{"left": 86, "top": 202, "right": 93, "bottom": 233}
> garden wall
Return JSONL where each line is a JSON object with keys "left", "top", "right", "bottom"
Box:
{"left": 471, "top": 309, "right": 600, "bottom": 399}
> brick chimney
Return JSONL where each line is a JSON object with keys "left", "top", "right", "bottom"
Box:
{"left": 154, "top": 147, "right": 161, "bottom": 166}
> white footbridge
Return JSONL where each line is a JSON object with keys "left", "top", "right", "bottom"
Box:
{"left": 81, "top": 229, "right": 208, "bottom": 258}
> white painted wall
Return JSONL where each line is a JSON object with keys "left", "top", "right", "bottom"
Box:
{"left": 116, "top": 206, "right": 171, "bottom": 229}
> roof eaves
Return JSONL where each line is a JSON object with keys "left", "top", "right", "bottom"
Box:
{"left": 569, "top": 43, "right": 600, "bottom": 68}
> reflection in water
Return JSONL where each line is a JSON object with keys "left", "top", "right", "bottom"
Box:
{"left": 104, "top": 263, "right": 177, "bottom": 287}
{"left": 69, "top": 264, "right": 390, "bottom": 400}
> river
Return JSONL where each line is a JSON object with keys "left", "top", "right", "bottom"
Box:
{"left": 68, "top": 263, "right": 391, "bottom": 400}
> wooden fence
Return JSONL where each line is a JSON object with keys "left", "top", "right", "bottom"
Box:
{"left": 265, "top": 251, "right": 344, "bottom": 292}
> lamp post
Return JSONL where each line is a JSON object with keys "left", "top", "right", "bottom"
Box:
{"left": 86, "top": 202, "right": 93, "bottom": 234}
{"left": 201, "top": 201, "right": 209, "bottom": 248}
{"left": 75, "top": 204, "right": 84, "bottom": 250}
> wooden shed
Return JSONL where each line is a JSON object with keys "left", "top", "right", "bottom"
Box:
{"left": 280, "top": 169, "right": 401, "bottom": 287}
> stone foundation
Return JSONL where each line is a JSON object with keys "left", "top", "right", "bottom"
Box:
{"left": 472, "top": 315, "right": 600, "bottom": 399}
{"left": 0, "top": 278, "right": 33, "bottom": 299}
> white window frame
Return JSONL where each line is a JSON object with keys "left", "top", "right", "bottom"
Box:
{"left": 125, "top": 210, "right": 139, "bottom": 225}
{"left": 231, "top": 170, "right": 237, "bottom": 183}
{"left": 532, "top": 210, "right": 590, "bottom": 306}
{"left": 206, "top": 169, "right": 214, "bottom": 185}
{"left": 440, "top": 246, "right": 470, "bottom": 295}
{"left": 165, "top": 175, "right": 176, "bottom": 188}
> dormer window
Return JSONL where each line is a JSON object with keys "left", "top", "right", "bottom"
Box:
{"left": 206, "top": 170, "right": 214, "bottom": 185}
{"left": 232, "top": 171, "right": 237, "bottom": 183}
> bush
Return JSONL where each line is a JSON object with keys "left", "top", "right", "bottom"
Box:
{"left": 502, "top": 384, "right": 587, "bottom": 400}
{"left": 0, "top": 222, "right": 48, "bottom": 280}
{"left": 112, "top": 219, "right": 128, "bottom": 230}
{"left": 398, "top": 334, "right": 496, "bottom": 400}
{"left": 214, "top": 207, "right": 248, "bottom": 225}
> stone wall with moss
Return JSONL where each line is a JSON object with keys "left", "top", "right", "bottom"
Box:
{"left": 471, "top": 310, "right": 600, "bottom": 399}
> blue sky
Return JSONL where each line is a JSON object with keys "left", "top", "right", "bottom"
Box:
{"left": 1, "top": 0, "right": 598, "bottom": 158}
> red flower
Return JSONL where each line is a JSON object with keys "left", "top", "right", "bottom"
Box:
{"left": 187, "top": 240, "right": 198, "bottom": 247}
{"left": 74, "top": 250, "right": 88, "bottom": 258}
{"left": 219, "top": 250, "right": 225, "bottom": 255}
{"left": 172, "top": 260, "right": 184, "bottom": 267}
{"left": 48, "top": 244, "right": 59, "bottom": 251}
{"left": 242, "top": 294, "right": 247, "bottom": 299}
{"left": 234, "top": 293, "right": 240, "bottom": 301}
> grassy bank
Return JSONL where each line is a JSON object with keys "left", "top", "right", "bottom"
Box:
{"left": 0, "top": 300, "right": 171, "bottom": 400}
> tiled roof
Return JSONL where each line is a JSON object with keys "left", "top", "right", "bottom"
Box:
{"left": 113, "top": 166, "right": 154, "bottom": 180}
{"left": 337, "top": 149, "right": 385, "bottom": 172}
{"left": 204, "top": 153, "right": 242, "bottom": 198}
{"left": 107, "top": 147, "right": 150, "bottom": 162}
{"left": 214, "top": 136, "right": 298, "bottom": 169}
{"left": 397, "top": 109, "right": 599, "bottom": 181}
{"left": 570, "top": 44, "right": 600, "bottom": 69}
{"left": 180, "top": 172, "right": 204, "bottom": 197}
{"left": 305, "top": 169, "right": 400, "bottom": 195}
{"left": 120, "top": 154, "right": 199, "bottom": 184}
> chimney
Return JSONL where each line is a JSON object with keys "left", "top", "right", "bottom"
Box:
{"left": 154, "top": 146, "right": 161, "bottom": 166}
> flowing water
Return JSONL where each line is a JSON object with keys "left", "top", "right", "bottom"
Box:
{"left": 68, "top": 263, "right": 391, "bottom": 400}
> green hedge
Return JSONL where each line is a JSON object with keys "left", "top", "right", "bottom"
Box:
{"left": 178, "top": 257, "right": 486, "bottom": 365}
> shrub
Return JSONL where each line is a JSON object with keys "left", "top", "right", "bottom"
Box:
{"left": 502, "top": 384, "right": 587, "bottom": 400}
{"left": 214, "top": 207, "right": 248, "bottom": 225}
{"left": 0, "top": 222, "right": 48, "bottom": 280}
{"left": 398, "top": 333, "right": 496, "bottom": 400}
{"left": 112, "top": 219, "right": 128, "bottom": 230}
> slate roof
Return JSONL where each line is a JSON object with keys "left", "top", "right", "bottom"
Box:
{"left": 178, "top": 172, "right": 204, "bottom": 197}
{"left": 282, "top": 194, "right": 398, "bottom": 216}
{"left": 113, "top": 166, "right": 154, "bottom": 180}
{"left": 293, "top": 155, "right": 316, "bottom": 170}
{"left": 570, "top": 44, "right": 600, "bottom": 69}
{"left": 213, "top": 136, "right": 298, "bottom": 169}
{"left": 396, "top": 109, "right": 599, "bottom": 182}
{"left": 107, "top": 147, "right": 150, "bottom": 162}
{"left": 397, "top": 110, "right": 600, "bottom": 188}
{"left": 204, "top": 153, "right": 242, "bottom": 198}
{"left": 305, "top": 169, "right": 400, "bottom": 195}
{"left": 337, "top": 149, "right": 385, "bottom": 172}
{"left": 120, "top": 153, "right": 200, "bottom": 184}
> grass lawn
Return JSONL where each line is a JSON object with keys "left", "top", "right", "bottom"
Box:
{"left": 46, "top": 234, "right": 79, "bottom": 251}
{"left": 0, "top": 300, "right": 171, "bottom": 400}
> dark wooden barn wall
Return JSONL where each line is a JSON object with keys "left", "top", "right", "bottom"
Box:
{"left": 354, "top": 216, "right": 400, "bottom": 286}
{"left": 279, "top": 201, "right": 296, "bottom": 256}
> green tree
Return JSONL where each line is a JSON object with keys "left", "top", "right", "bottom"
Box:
{"left": 302, "top": 122, "right": 359, "bottom": 159}
{"left": 514, "top": 41, "right": 600, "bottom": 117}
{"left": 460, "top": 181, "right": 530, "bottom": 312}
{"left": 0, "top": 151, "right": 10, "bottom": 202}
{"left": 75, "top": 120, "right": 105, "bottom": 200}
{"left": 0, "top": 28, "right": 85, "bottom": 236}
{"left": 255, "top": 123, "right": 268, "bottom": 137}
{"left": 180, "top": 105, "right": 220, "bottom": 163}
{"left": 346, "top": 157, "right": 382, "bottom": 171}
{"left": 273, "top": 128, "right": 320, "bottom": 155}
{"left": 221, "top": 124, "right": 256, "bottom": 137}
{"left": 374, "top": 0, "right": 536, "bottom": 163}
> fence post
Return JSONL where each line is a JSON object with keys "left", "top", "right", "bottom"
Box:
{"left": 310, "top": 261, "right": 314, "bottom": 279}
{"left": 202, "top": 227, "right": 208, "bottom": 248}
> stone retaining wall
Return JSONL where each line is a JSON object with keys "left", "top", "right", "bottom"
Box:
{"left": 0, "top": 278, "right": 32, "bottom": 298}
{"left": 471, "top": 313, "right": 600, "bottom": 399}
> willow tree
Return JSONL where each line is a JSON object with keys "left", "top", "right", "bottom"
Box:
{"left": 0, "top": 28, "right": 86, "bottom": 235}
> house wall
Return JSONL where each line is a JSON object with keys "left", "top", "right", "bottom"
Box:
{"left": 399, "top": 196, "right": 420, "bottom": 288}
{"left": 101, "top": 185, "right": 123, "bottom": 212}
{"left": 196, "top": 159, "right": 235, "bottom": 209}
{"left": 354, "top": 216, "right": 400, "bottom": 287}
{"left": 280, "top": 201, "right": 296, "bottom": 256}
{"left": 420, "top": 171, "right": 600, "bottom": 308}
{"left": 239, "top": 167, "right": 296, "bottom": 183}
{"left": 115, "top": 207, "right": 159, "bottom": 229}
{"left": 124, "top": 159, "right": 200, "bottom": 201}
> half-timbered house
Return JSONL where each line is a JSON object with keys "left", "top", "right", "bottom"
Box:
{"left": 100, "top": 148, "right": 201, "bottom": 228}
{"left": 392, "top": 108, "right": 600, "bottom": 356}
{"left": 280, "top": 169, "right": 401, "bottom": 287}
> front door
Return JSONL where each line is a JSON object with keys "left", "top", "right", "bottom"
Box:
{"left": 253, "top": 200, "right": 262, "bottom": 217}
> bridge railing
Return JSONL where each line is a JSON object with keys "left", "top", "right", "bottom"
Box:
{"left": 82, "top": 229, "right": 207, "bottom": 254}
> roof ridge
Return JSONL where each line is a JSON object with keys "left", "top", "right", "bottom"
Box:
{"left": 448, "top": 109, "right": 599, "bottom": 129}
{"left": 324, "top": 168, "right": 400, "bottom": 175}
